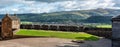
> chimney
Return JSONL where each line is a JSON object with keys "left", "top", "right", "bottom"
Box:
{"left": 14, "top": 13, "right": 17, "bottom": 16}
{"left": 5, "top": 13, "right": 9, "bottom": 17}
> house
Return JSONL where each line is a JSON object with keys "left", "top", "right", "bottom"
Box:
{"left": 0, "top": 13, "right": 20, "bottom": 39}
{"left": 112, "top": 15, "right": 120, "bottom": 47}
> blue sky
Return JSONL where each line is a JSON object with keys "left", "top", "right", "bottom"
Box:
{"left": 0, "top": 0, "right": 120, "bottom": 14}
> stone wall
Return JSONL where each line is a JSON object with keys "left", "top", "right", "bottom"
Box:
{"left": 20, "top": 24, "right": 85, "bottom": 32}
{"left": 85, "top": 28, "right": 111, "bottom": 38}
{"left": 0, "top": 27, "right": 1, "bottom": 38}
{"left": 112, "top": 21, "right": 120, "bottom": 47}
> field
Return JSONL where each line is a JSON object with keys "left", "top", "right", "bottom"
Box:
{"left": 96, "top": 25, "right": 112, "bottom": 28}
{"left": 21, "top": 21, "right": 33, "bottom": 24}
{"left": 16, "top": 29, "right": 99, "bottom": 41}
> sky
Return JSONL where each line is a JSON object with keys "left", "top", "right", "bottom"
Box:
{"left": 0, "top": 0, "right": 120, "bottom": 14}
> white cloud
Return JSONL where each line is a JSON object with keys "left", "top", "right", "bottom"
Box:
{"left": 0, "top": 0, "right": 119, "bottom": 14}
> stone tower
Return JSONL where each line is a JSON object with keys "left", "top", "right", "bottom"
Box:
{"left": 1, "top": 13, "right": 20, "bottom": 39}
{"left": 112, "top": 15, "right": 120, "bottom": 47}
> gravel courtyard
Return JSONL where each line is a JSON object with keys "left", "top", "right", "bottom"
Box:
{"left": 0, "top": 36, "right": 111, "bottom": 47}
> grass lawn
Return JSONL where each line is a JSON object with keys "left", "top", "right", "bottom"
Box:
{"left": 16, "top": 29, "right": 99, "bottom": 41}
{"left": 96, "top": 25, "right": 112, "bottom": 28}
{"left": 21, "top": 21, "right": 33, "bottom": 24}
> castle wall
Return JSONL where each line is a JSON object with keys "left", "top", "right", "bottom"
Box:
{"left": 1, "top": 17, "right": 13, "bottom": 39}
{"left": 112, "top": 21, "right": 120, "bottom": 47}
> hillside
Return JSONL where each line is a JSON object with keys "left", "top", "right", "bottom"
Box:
{"left": 0, "top": 9, "right": 119, "bottom": 24}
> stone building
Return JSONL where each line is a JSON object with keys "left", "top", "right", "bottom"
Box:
{"left": 0, "top": 13, "right": 20, "bottom": 39}
{"left": 112, "top": 15, "right": 120, "bottom": 47}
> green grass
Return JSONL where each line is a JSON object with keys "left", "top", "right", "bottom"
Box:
{"left": 16, "top": 29, "right": 99, "bottom": 41}
{"left": 21, "top": 21, "right": 33, "bottom": 24}
{"left": 96, "top": 25, "right": 112, "bottom": 28}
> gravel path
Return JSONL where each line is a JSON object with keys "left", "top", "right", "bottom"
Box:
{"left": 0, "top": 37, "right": 111, "bottom": 47}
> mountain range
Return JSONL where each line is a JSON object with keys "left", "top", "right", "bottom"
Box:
{"left": 0, "top": 8, "right": 119, "bottom": 24}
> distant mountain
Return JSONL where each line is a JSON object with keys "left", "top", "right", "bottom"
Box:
{"left": 0, "top": 9, "right": 119, "bottom": 24}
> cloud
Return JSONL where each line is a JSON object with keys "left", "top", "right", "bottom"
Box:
{"left": 0, "top": 0, "right": 119, "bottom": 14}
{"left": 25, "top": 0, "right": 75, "bottom": 2}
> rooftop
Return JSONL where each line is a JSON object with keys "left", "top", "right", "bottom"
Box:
{"left": 4, "top": 14, "right": 19, "bottom": 21}
{"left": 112, "top": 15, "right": 120, "bottom": 21}
{"left": 8, "top": 15, "right": 19, "bottom": 20}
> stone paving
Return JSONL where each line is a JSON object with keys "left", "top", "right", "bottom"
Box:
{"left": 0, "top": 37, "right": 111, "bottom": 47}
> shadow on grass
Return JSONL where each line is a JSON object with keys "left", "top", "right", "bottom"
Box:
{"left": 75, "top": 36, "right": 99, "bottom": 41}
